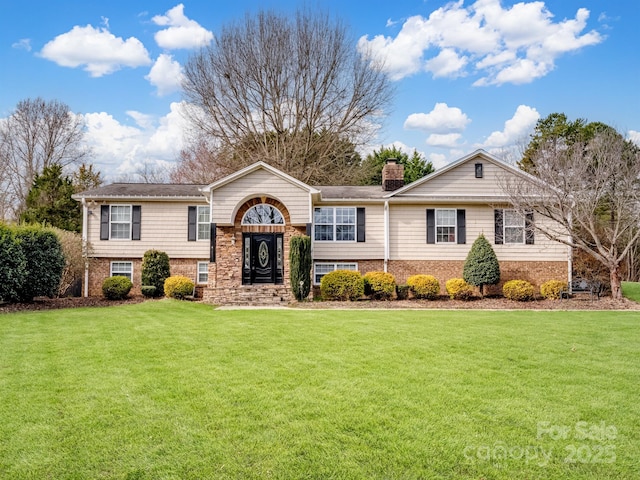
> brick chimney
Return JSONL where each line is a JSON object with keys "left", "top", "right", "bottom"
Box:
{"left": 382, "top": 158, "right": 404, "bottom": 191}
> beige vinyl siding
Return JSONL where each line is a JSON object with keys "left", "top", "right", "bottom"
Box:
{"left": 389, "top": 204, "right": 567, "bottom": 262}
{"left": 211, "top": 169, "right": 310, "bottom": 225}
{"left": 397, "top": 159, "right": 512, "bottom": 197}
{"left": 88, "top": 201, "right": 210, "bottom": 258}
{"left": 313, "top": 204, "right": 385, "bottom": 260}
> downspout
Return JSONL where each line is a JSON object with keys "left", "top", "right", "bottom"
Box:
{"left": 81, "top": 198, "right": 89, "bottom": 297}
{"left": 568, "top": 210, "right": 573, "bottom": 293}
{"left": 384, "top": 200, "right": 389, "bottom": 273}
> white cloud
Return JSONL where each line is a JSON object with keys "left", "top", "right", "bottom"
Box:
{"left": 428, "top": 152, "right": 449, "bottom": 169}
{"left": 628, "top": 130, "right": 640, "bottom": 147}
{"left": 82, "top": 102, "right": 187, "bottom": 178}
{"left": 146, "top": 54, "right": 184, "bottom": 96}
{"left": 426, "top": 133, "right": 462, "bottom": 148}
{"left": 404, "top": 103, "right": 470, "bottom": 133}
{"left": 483, "top": 105, "right": 540, "bottom": 148}
{"left": 12, "top": 38, "right": 31, "bottom": 51}
{"left": 152, "top": 4, "right": 213, "bottom": 49}
{"left": 359, "top": 0, "right": 603, "bottom": 85}
{"left": 40, "top": 25, "right": 151, "bottom": 77}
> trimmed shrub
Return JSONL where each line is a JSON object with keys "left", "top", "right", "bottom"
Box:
{"left": 363, "top": 271, "right": 396, "bottom": 300}
{"left": 540, "top": 280, "right": 568, "bottom": 300}
{"left": 463, "top": 234, "right": 500, "bottom": 296}
{"left": 407, "top": 274, "right": 440, "bottom": 300}
{"left": 164, "top": 275, "right": 195, "bottom": 299}
{"left": 503, "top": 279, "right": 535, "bottom": 301}
{"left": 289, "top": 236, "right": 312, "bottom": 301}
{"left": 141, "top": 285, "right": 157, "bottom": 298}
{"left": 102, "top": 276, "right": 133, "bottom": 300}
{"left": 320, "top": 270, "right": 364, "bottom": 301}
{"left": 445, "top": 278, "right": 474, "bottom": 300}
{"left": 396, "top": 284, "right": 410, "bottom": 300}
{"left": 141, "top": 250, "right": 170, "bottom": 298}
{"left": 14, "top": 226, "right": 65, "bottom": 302}
{"left": 0, "top": 224, "right": 27, "bottom": 303}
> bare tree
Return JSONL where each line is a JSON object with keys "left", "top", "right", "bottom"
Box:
{"left": 182, "top": 9, "right": 393, "bottom": 185}
{"left": 501, "top": 128, "right": 640, "bottom": 300}
{"left": 0, "top": 98, "right": 89, "bottom": 219}
{"left": 170, "top": 136, "right": 232, "bottom": 184}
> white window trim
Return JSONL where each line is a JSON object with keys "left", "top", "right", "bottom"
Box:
{"left": 197, "top": 206, "right": 210, "bottom": 241}
{"left": 435, "top": 208, "right": 457, "bottom": 244}
{"left": 109, "top": 205, "right": 132, "bottom": 241}
{"left": 503, "top": 209, "right": 525, "bottom": 244}
{"left": 197, "top": 261, "right": 209, "bottom": 284}
{"left": 313, "top": 262, "right": 358, "bottom": 285}
{"left": 313, "top": 207, "right": 357, "bottom": 243}
{"left": 110, "top": 261, "right": 133, "bottom": 281}
{"left": 241, "top": 204, "right": 285, "bottom": 226}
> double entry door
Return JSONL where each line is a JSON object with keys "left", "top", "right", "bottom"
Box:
{"left": 242, "top": 233, "right": 284, "bottom": 285}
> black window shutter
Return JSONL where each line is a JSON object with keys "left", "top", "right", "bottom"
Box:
{"left": 100, "top": 205, "right": 109, "bottom": 240}
{"left": 426, "top": 209, "right": 435, "bottom": 244}
{"left": 132, "top": 206, "right": 141, "bottom": 240}
{"left": 187, "top": 206, "right": 197, "bottom": 241}
{"left": 494, "top": 209, "right": 504, "bottom": 244}
{"left": 457, "top": 209, "right": 466, "bottom": 244}
{"left": 306, "top": 223, "right": 312, "bottom": 237}
{"left": 210, "top": 223, "right": 216, "bottom": 262}
{"left": 525, "top": 211, "right": 535, "bottom": 244}
{"left": 357, "top": 208, "right": 366, "bottom": 243}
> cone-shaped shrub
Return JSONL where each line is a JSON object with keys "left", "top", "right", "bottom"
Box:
{"left": 141, "top": 250, "right": 170, "bottom": 297}
{"left": 289, "top": 235, "right": 311, "bottom": 301}
{"left": 463, "top": 234, "right": 500, "bottom": 296}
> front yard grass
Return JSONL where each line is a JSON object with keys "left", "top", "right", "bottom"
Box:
{"left": 622, "top": 281, "right": 640, "bottom": 302}
{"left": 1, "top": 300, "right": 638, "bottom": 479}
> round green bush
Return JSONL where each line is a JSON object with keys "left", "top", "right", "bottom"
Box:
{"left": 141, "top": 285, "right": 157, "bottom": 298}
{"left": 540, "top": 280, "right": 568, "bottom": 300}
{"left": 320, "top": 270, "right": 364, "bottom": 301}
{"left": 396, "top": 284, "right": 410, "bottom": 300}
{"left": 363, "top": 271, "right": 396, "bottom": 300}
{"left": 445, "top": 278, "right": 474, "bottom": 300}
{"left": 164, "top": 275, "right": 195, "bottom": 299}
{"left": 406, "top": 274, "right": 440, "bottom": 300}
{"left": 102, "top": 276, "right": 133, "bottom": 300}
{"left": 503, "top": 279, "right": 535, "bottom": 301}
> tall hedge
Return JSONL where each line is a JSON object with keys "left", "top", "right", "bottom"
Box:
{"left": 463, "top": 234, "right": 500, "bottom": 296}
{"left": 141, "top": 250, "right": 170, "bottom": 297}
{"left": 14, "top": 225, "right": 65, "bottom": 302}
{"left": 289, "top": 235, "right": 311, "bottom": 301}
{"left": 0, "top": 224, "right": 26, "bottom": 303}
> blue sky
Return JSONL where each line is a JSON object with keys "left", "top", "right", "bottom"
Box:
{"left": 1, "top": 0, "right": 638, "bottom": 179}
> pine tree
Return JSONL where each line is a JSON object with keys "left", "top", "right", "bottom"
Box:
{"left": 463, "top": 234, "right": 500, "bottom": 296}
{"left": 289, "top": 235, "right": 311, "bottom": 301}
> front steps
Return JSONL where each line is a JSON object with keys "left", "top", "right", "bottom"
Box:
{"left": 205, "top": 285, "right": 292, "bottom": 306}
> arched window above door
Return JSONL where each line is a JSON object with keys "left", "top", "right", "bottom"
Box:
{"left": 241, "top": 204, "right": 285, "bottom": 225}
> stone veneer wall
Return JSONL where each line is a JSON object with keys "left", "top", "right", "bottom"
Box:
{"left": 88, "top": 257, "right": 209, "bottom": 297}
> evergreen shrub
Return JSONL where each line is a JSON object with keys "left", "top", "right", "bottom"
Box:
{"left": 503, "top": 280, "right": 535, "bottom": 301}
{"left": 463, "top": 234, "right": 500, "bottom": 296}
{"left": 0, "top": 224, "right": 26, "bottom": 303}
{"left": 445, "top": 278, "right": 474, "bottom": 300}
{"left": 164, "top": 275, "right": 195, "bottom": 299}
{"left": 141, "top": 250, "right": 170, "bottom": 297}
{"left": 540, "top": 280, "right": 568, "bottom": 300}
{"left": 289, "top": 236, "right": 312, "bottom": 301}
{"left": 363, "top": 271, "right": 396, "bottom": 300}
{"left": 320, "top": 270, "right": 364, "bottom": 301}
{"left": 406, "top": 274, "right": 440, "bottom": 300}
{"left": 102, "top": 276, "right": 133, "bottom": 300}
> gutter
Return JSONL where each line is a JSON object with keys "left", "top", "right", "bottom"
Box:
{"left": 384, "top": 200, "right": 389, "bottom": 273}
{"left": 81, "top": 198, "right": 89, "bottom": 297}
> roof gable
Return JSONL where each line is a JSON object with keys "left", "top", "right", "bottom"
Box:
{"left": 385, "top": 149, "right": 534, "bottom": 199}
{"left": 201, "top": 161, "right": 319, "bottom": 195}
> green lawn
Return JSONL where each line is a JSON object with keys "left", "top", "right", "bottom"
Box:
{"left": 1, "top": 301, "right": 638, "bottom": 479}
{"left": 622, "top": 281, "right": 640, "bottom": 302}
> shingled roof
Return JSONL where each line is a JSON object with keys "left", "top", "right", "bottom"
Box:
{"left": 73, "top": 183, "right": 208, "bottom": 200}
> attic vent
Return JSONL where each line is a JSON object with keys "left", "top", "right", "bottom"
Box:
{"left": 475, "top": 163, "right": 483, "bottom": 178}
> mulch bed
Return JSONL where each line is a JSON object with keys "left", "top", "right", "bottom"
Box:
{"left": 2, "top": 295, "right": 638, "bottom": 313}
